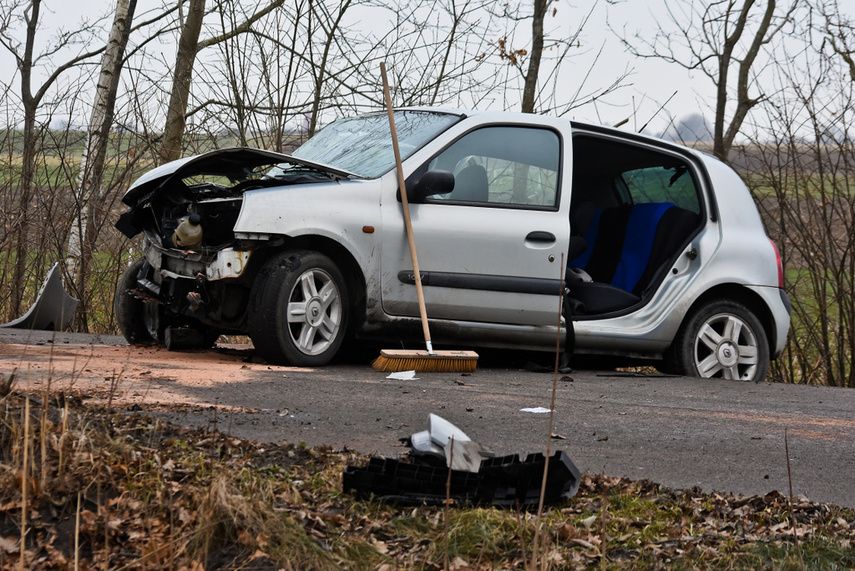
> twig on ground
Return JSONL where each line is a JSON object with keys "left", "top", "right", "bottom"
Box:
{"left": 444, "top": 435, "right": 455, "bottom": 571}
{"left": 600, "top": 481, "right": 608, "bottom": 571}
{"left": 785, "top": 428, "right": 806, "bottom": 570}
{"left": 20, "top": 393, "right": 30, "bottom": 571}
{"left": 532, "top": 255, "right": 566, "bottom": 569}
{"left": 74, "top": 491, "right": 81, "bottom": 571}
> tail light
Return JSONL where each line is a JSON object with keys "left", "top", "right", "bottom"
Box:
{"left": 770, "top": 239, "right": 784, "bottom": 288}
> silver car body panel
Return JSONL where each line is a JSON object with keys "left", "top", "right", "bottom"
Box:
{"left": 235, "top": 111, "right": 576, "bottom": 334}
{"left": 234, "top": 178, "right": 383, "bottom": 281}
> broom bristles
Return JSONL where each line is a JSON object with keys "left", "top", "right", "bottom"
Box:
{"left": 372, "top": 349, "right": 478, "bottom": 373}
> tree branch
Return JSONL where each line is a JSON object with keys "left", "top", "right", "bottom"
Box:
{"left": 197, "top": 0, "right": 284, "bottom": 51}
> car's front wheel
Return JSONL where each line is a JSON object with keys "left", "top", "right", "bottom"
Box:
{"left": 666, "top": 299, "right": 769, "bottom": 382}
{"left": 115, "top": 258, "right": 158, "bottom": 344}
{"left": 116, "top": 258, "right": 218, "bottom": 349}
{"left": 249, "top": 250, "right": 349, "bottom": 366}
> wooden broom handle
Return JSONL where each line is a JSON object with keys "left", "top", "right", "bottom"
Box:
{"left": 380, "top": 62, "right": 433, "bottom": 353}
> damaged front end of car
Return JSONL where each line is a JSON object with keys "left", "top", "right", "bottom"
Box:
{"left": 115, "top": 147, "right": 349, "bottom": 347}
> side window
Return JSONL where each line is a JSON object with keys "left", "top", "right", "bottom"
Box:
{"left": 424, "top": 126, "right": 560, "bottom": 208}
{"left": 621, "top": 165, "right": 701, "bottom": 213}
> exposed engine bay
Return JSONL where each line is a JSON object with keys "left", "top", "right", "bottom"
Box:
{"left": 115, "top": 148, "right": 355, "bottom": 346}
{"left": 117, "top": 148, "right": 350, "bottom": 248}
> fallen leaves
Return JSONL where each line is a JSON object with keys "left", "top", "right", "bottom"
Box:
{"left": 0, "top": 390, "right": 853, "bottom": 570}
{"left": 0, "top": 536, "right": 18, "bottom": 554}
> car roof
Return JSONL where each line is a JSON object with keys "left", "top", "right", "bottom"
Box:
{"left": 396, "top": 106, "right": 716, "bottom": 164}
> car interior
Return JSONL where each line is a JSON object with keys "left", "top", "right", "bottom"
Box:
{"left": 566, "top": 134, "right": 704, "bottom": 316}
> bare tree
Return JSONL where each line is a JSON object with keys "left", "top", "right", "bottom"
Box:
{"left": 191, "top": 0, "right": 504, "bottom": 147}
{"left": 615, "top": 0, "right": 798, "bottom": 160}
{"left": 487, "top": 1, "right": 627, "bottom": 116}
{"left": 821, "top": 0, "right": 855, "bottom": 80}
{"left": 306, "top": 0, "right": 352, "bottom": 137}
{"left": 264, "top": 2, "right": 308, "bottom": 151}
{"left": 185, "top": 1, "right": 307, "bottom": 151}
{"left": 65, "top": 0, "right": 138, "bottom": 329}
{"left": 297, "top": 0, "right": 500, "bottom": 116}
{"left": 161, "top": 0, "right": 284, "bottom": 162}
{"left": 161, "top": 0, "right": 206, "bottom": 162}
{"left": 488, "top": 0, "right": 559, "bottom": 113}
{"left": 729, "top": 0, "right": 855, "bottom": 387}
{"left": 189, "top": 0, "right": 354, "bottom": 149}
{"left": 0, "top": 0, "right": 105, "bottom": 316}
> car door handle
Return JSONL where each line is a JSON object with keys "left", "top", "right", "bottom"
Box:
{"left": 525, "top": 231, "right": 556, "bottom": 243}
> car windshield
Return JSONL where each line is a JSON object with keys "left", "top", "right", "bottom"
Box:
{"left": 291, "top": 111, "right": 462, "bottom": 178}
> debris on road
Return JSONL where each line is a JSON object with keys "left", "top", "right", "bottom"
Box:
{"left": 343, "top": 414, "right": 581, "bottom": 506}
{"left": 386, "top": 370, "right": 419, "bottom": 380}
{"left": 406, "top": 413, "right": 490, "bottom": 472}
{"left": 0, "top": 262, "right": 77, "bottom": 331}
{"left": 343, "top": 450, "right": 581, "bottom": 507}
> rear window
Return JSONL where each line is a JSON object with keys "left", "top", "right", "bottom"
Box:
{"left": 621, "top": 166, "right": 701, "bottom": 213}
{"left": 570, "top": 134, "right": 702, "bottom": 215}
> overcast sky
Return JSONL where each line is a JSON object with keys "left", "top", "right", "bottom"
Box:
{"left": 6, "top": 0, "right": 854, "bottom": 137}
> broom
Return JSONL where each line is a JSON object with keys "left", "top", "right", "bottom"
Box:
{"left": 371, "top": 62, "right": 478, "bottom": 373}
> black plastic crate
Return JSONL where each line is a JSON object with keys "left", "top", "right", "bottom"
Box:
{"left": 343, "top": 451, "right": 580, "bottom": 507}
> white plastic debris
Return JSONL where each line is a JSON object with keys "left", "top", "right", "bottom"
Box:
{"left": 408, "top": 414, "right": 491, "bottom": 473}
{"left": 386, "top": 370, "right": 418, "bottom": 380}
{"left": 520, "top": 407, "right": 553, "bottom": 413}
{"left": 446, "top": 439, "right": 484, "bottom": 473}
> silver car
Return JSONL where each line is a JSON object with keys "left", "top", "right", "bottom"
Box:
{"left": 115, "top": 109, "right": 791, "bottom": 381}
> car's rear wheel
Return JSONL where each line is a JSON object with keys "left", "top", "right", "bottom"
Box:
{"left": 115, "top": 258, "right": 157, "bottom": 344}
{"left": 666, "top": 299, "right": 769, "bottom": 382}
{"left": 249, "top": 250, "right": 349, "bottom": 366}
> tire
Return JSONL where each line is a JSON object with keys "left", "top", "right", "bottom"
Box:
{"left": 666, "top": 299, "right": 769, "bottom": 382}
{"left": 115, "top": 258, "right": 157, "bottom": 344}
{"left": 249, "top": 250, "right": 349, "bottom": 366}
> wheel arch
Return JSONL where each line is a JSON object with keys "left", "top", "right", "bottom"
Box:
{"left": 680, "top": 283, "right": 778, "bottom": 353}
{"left": 257, "top": 235, "right": 368, "bottom": 334}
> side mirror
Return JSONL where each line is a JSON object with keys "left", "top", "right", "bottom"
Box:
{"left": 409, "top": 169, "right": 454, "bottom": 203}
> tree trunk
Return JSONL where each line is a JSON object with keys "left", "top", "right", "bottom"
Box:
{"left": 521, "top": 0, "right": 548, "bottom": 113}
{"left": 2, "top": 0, "right": 105, "bottom": 319}
{"left": 162, "top": 0, "right": 206, "bottom": 163}
{"left": 10, "top": 0, "right": 42, "bottom": 318}
{"left": 160, "top": 0, "right": 284, "bottom": 161}
{"left": 65, "top": 0, "right": 137, "bottom": 330}
{"left": 721, "top": 0, "right": 775, "bottom": 160}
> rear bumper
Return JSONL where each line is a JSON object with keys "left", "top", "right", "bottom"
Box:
{"left": 747, "top": 285, "right": 791, "bottom": 359}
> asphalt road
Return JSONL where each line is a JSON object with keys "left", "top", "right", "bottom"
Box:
{"left": 2, "top": 329, "right": 853, "bottom": 508}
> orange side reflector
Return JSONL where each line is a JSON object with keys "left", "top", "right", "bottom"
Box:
{"left": 362, "top": 226, "right": 375, "bottom": 234}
